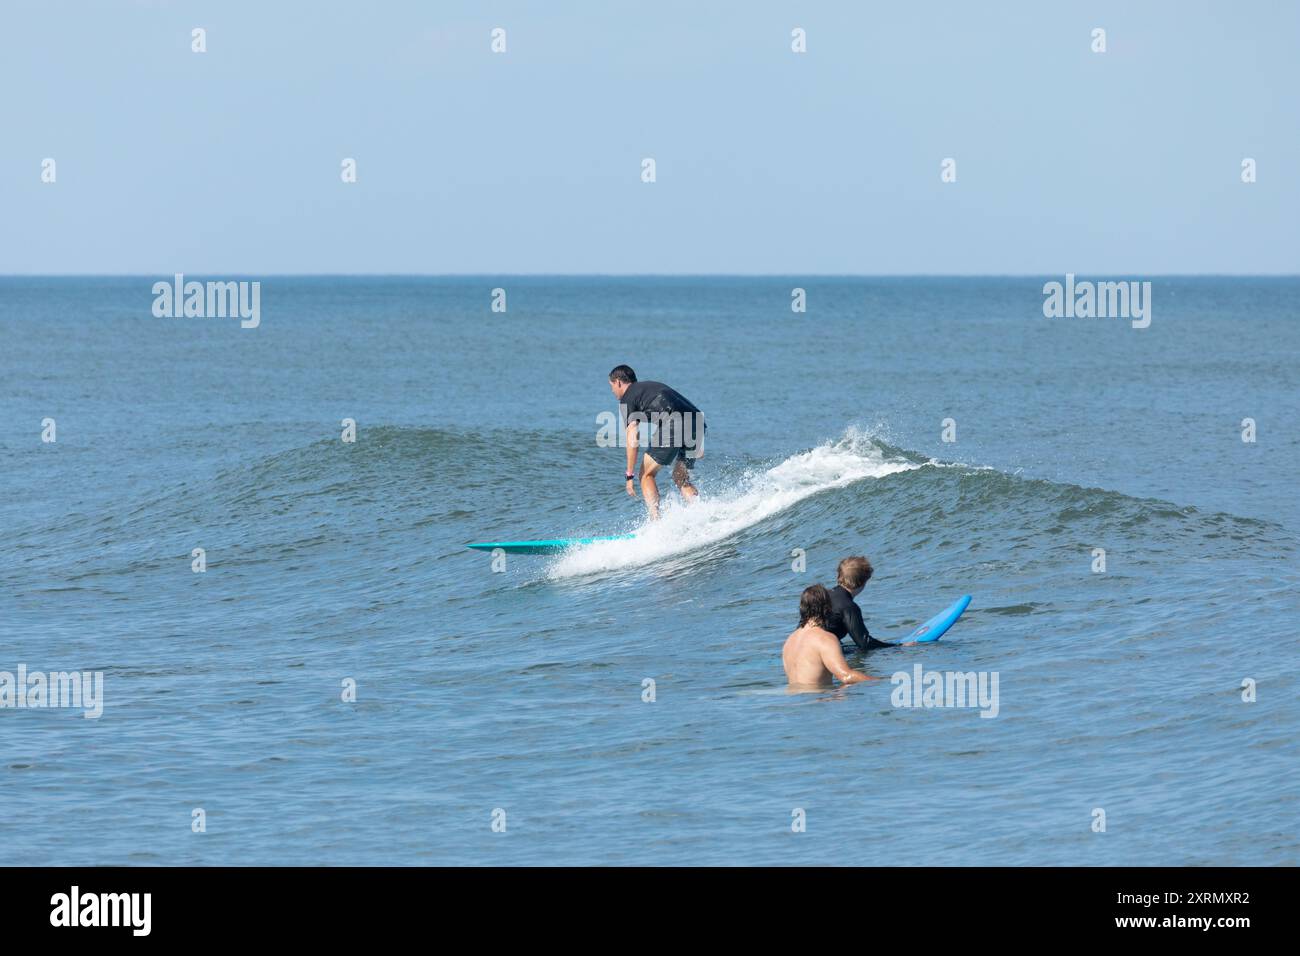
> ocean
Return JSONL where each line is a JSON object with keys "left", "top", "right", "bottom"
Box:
{"left": 2, "top": 275, "right": 1297, "bottom": 865}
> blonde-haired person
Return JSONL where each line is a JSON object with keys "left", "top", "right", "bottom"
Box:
{"left": 824, "top": 556, "right": 906, "bottom": 652}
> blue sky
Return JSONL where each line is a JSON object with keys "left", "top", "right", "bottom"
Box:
{"left": 2, "top": 0, "right": 1296, "bottom": 274}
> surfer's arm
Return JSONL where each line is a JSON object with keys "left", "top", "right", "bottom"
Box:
{"left": 625, "top": 420, "right": 639, "bottom": 493}
{"left": 820, "top": 636, "right": 877, "bottom": 684}
{"left": 844, "top": 602, "right": 894, "bottom": 651}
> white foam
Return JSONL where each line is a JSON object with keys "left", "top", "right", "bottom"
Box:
{"left": 547, "top": 429, "right": 922, "bottom": 579}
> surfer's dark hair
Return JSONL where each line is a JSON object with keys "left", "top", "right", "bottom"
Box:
{"left": 799, "top": 584, "right": 833, "bottom": 628}
{"left": 608, "top": 365, "right": 637, "bottom": 384}
{"left": 837, "top": 556, "right": 874, "bottom": 590}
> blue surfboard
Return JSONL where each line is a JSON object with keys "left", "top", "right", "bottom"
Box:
{"left": 905, "top": 595, "right": 971, "bottom": 643}
{"left": 466, "top": 534, "right": 635, "bottom": 555}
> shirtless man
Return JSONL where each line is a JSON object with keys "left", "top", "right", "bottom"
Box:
{"left": 782, "top": 584, "right": 879, "bottom": 688}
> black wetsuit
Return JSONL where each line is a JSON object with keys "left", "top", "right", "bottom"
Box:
{"left": 825, "top": 585, "right": 894, "bottom": 653}
{"left": 619, "top": 381, "right": 707, "bottom": 467}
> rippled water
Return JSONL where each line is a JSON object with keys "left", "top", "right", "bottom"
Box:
{"left": 2, "top": 277, "right": 1297, "bottom": 864}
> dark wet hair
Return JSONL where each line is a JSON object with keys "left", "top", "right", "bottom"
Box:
{"left": 799, "top": 584, "right": 833, "bottom": 628}
{"left": 608, "top": 365, "right": 637, "bottom": 385}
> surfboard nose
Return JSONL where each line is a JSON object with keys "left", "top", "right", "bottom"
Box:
{"left": 466, "top": 534, "right": 635, "bottom": 555}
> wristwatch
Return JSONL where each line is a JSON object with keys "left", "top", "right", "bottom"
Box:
{"left": 625, "top": 472, "right": 636, "bottom": 480}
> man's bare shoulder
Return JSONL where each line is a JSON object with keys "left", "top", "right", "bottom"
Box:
{"left": 807, "top": 625, "right": 839, "bottom": 645}
{"left": 785, "top": 624, "right": 837, "bottom": 647}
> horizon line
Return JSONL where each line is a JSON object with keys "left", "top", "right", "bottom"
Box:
{"left": 2, "top": 272, "right": 1298, "bottom": 279}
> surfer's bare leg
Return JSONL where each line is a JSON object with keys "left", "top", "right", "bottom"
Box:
{"left": 640, "top": 456, "right": 662, "bottom": 520}
{"left": 672, "top": 459, "right": 698, "bottom": 502}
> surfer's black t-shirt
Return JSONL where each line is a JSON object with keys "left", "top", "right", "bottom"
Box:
{"left": 825, "top": 585, "right": 894, "bottom": 653}
{"left": 620, "top": 381, "right": 706, "bottom": 447}
{"left": 620, "top": 381, "right": 702, "bottom": 419}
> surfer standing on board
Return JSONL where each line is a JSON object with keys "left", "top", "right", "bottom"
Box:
{"left": 608, "top": 365, "right": 706, "bottom": 521}
{"left": 783, "top": 585, "right": 878, "bottom": 688}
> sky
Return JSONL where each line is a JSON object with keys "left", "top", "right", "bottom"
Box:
{"left": 1, "top": 0, "right": 1297, "bottom": 274}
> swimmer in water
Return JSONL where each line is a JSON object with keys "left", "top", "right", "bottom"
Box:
{"left": 782, "top": 584, "right": 879, "bottom": 688}
{"left": 823, "top": 556, "right": 900, "bottom": 653}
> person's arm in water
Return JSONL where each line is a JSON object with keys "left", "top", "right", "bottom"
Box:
{"left": 843, "top": 599, "right": 895, "bottom": 651}
{"left": 819, "top": 633, "right": 878, "bottom": 684}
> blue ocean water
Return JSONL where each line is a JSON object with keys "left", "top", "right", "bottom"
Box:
{"left": 1, "top": 276, "right": 1297, "bottom": 865}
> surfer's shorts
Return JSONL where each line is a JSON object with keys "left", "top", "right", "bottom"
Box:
{"left": 644, "top": 419, "right": 705, "bottom": 470}
{"left": 646, "top": 443, "right": 699, "bottom": 469}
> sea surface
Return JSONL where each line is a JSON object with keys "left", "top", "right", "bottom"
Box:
{"left": 2, "top": 276, "right": 1297, "bottom": 865}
